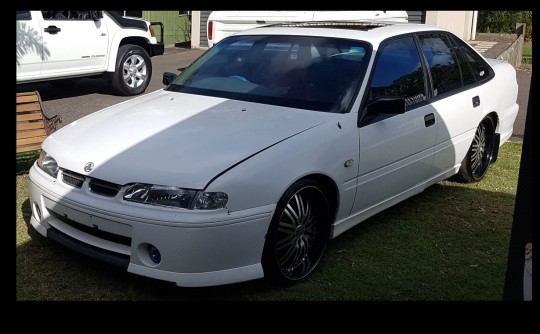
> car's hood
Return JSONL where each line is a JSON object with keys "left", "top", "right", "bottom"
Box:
{"left": 44, "top": 90, "right": 333, "bottom": 189}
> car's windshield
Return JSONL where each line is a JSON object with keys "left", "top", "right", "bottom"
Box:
{"left": 167, "top": 35, "right": 372, "bottom": 113}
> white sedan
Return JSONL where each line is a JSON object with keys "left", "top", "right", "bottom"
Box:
{"left": 29, "top": 21, "right": 519, "bottom": 287}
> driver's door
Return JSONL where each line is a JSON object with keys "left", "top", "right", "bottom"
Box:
{"left": 350, "top": 35, "right": 437, "bottom": 215}
{"left": 39, "top": 10, "right": 109, "bottom": 76}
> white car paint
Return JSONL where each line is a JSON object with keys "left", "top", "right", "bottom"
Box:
{"left": 29, "top": 22, "right": 519, "bottom": 287}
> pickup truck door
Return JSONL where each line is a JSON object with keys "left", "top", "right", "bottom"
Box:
{"left": 39, "top": 10, "right": 108, "bottom": 76}
{"left": 16, "top": 11, "right": 43, "bottom": 81}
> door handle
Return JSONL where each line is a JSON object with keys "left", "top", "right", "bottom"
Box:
{"left": 44, "top": 26, "right": 61, "bottom": 34}
{"left": 424, "top": 113, "right": 435, "bottom": 127}
{"left": 472, "top": 96, "right": 480, "bottom": 108}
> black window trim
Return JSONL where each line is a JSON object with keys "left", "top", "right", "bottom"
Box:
{"left": 446, "top": 32, "right": 478, "bottom": 86}
{"left": 414, "top": 31, "right": 495, "bottom": 106}
{"left": 447, "top": 32, "right": 495, "bottom": 85}
{"left": 358, "top": 32, "right": 431, "bottom": 127}
{"left": 357, "top": 29, "right": 496, "bottom": 128}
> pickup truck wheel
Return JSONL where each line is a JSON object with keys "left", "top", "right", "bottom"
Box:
{"left": 111, "top": 44, "right": 152, "bottom": 96}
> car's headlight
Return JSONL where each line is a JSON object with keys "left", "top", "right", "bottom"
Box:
{"left": 37, "top": 150, "right": 59, "bottom": 179}
{"left": 123, "top": 183, "right": 228, "bottom": 210}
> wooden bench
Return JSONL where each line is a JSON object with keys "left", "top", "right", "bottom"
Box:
{"left": 16, "top": 91, "right": 62, "bottom": 153}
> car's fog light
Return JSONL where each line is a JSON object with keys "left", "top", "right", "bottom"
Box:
{"left": 33, "top": 202, "right": 42, "bottom": 221}
{"left": 148, "top": 244, "right": 161, "bottom": 264}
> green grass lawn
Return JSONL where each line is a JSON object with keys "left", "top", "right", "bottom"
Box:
{"left": 16, "top": 142, "right": 523, "bottom": 300}
{"left": 522, "top": 42, "right": 532, "bottom": 64}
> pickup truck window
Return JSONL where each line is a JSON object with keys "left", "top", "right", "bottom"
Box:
{"left": 16, "top": 11, "right": 31, "bottom": 20}
{"left": 42, "top": 10, "right": 93, "bottom": 20}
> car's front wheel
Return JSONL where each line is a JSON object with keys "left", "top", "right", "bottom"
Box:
{"left": 262, "top": 179, "right": 331, "bottom": 284}
{"left": 111, "top": 44, "right": 152, "bottom": 96}
{"left": 454, "top": 116, "right": 495, "bottom": 183}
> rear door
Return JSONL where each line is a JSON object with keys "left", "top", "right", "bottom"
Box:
{"left": 16, "top": 11, "right": 43, "bottom": 81}
{"left": 39, "top": 10, "right": 109, "bottom": 76}
{"left": 417, "top": 32, "right": 488, "bottom": 177}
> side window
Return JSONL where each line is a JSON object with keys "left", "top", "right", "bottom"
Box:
{"left": 42, "top": 10, "right": 93, "bottom": 20}
{"left": 447, "top": 34, "right": 477, "bottom": 87}
{"left": 418, "top": 33, "right": 462, "bottom": 97}
{"left": 450, "top": 34, "right": 492, "bottom": 83}
{"left": 370, "top": 36, "right": 426, "bottom": 109}
{"left": 16, "top": 11, "right": 31, "bottom": 21}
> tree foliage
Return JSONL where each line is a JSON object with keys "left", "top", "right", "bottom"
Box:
{"left": 477, "top": 11, "right": 532, "bottom": 40}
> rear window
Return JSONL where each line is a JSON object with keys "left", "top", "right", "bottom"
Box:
{"left": 167, "top": 35, "right": 372, "bottom": 113}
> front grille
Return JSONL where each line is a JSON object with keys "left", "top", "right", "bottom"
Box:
{"left": 61, "top": 168, "right": 122, "bottom": 197}
{"left": 49, "top": 210, "right": 132, "bottom": 247}
{"left": 89, "top": 178, "right": 121, "bottom": 197}
{"left": 62, "top": 170, "right": 85, "bottom": 188}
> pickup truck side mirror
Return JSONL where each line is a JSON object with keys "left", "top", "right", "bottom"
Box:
{"left": 90, "top": 11, "right": 103, "bottom": 21}
{"left": 163, "top": 72, "right": 178, "bottom": 86}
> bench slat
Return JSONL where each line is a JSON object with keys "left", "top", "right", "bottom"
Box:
{"left": 16, "top": 94, "right": 40, "bottom": 103}
{"left": 16, "top": 113, "right": 44, "bottom": 122}
{"left": 16, "top": 129, "right": 47, "bottom": 140}
{"left": 17, "top": 135, "right": 47, "bottom": 146}
{"left": 16, "top": 143, "right": 42, "bottom": 153}
{"left": 16, "top": 91, "right": 60, "bottom": 154}
{"left": 16, "top": 122, "right": 45, "bottom": 131}
{"left": 17, "top": 103, "right": 42, "bottom": 113}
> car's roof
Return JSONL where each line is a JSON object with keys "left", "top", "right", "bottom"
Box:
{"left": 234, "top": 21, "right": 448, "bottom": 49}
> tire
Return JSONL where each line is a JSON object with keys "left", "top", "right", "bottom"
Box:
{"left": 454, "top": 116, "right": 495, "bottom": 183}
{"left": 111, "top": 44, "right": 152, "bottom": 96}
{"left": 262, "top": 179, "right": 331, "bottom": 284}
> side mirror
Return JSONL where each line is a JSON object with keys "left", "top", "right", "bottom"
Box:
{"left": 163, "top": 72, "right": 178, "bottom": 86}
{"left": 359, "top": 96, "right": 406, "bottom": 126}
{"left": 90, "top": 11, "right": 103, "bottom": 21}
{"left": 366, "top": 96, "right": 406, "bottom": 115}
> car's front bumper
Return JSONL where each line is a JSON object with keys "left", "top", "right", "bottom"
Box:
{"left": 150, "top": 43, "right": 164, "bottom": 56}
{"left": 28, "top": 164, "right": 274, "bottom": 287}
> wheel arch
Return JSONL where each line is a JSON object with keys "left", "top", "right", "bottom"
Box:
{"left": 106, "top": 35, "right": 152, "bottom": 73}
{"left": 119, "top": 37, "right": 151, "bottom": 56}
{"left": 287, "top": 173, "right": 340, "bottom": 229}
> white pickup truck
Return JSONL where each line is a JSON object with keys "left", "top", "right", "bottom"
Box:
{"left": 206, "top": 10, "right": 408, "bottom": 47}
{"left": 16, "top": 10, "right": 164, "bottom": 95}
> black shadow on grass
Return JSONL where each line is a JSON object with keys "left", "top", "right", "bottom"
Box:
{"left": 16, "top": 182, "right": 516, "bottom": 301}
{"left": 16, "top": 151, "right": 40, "bottom": 175}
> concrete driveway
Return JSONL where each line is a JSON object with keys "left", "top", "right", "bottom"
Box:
{"left": 16, "top": 48, "right": 530, "bottom": 141}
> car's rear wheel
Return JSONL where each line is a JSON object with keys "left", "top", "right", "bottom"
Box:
{"left": 454, "top": 116, "right": 495, "bottom": 183}
{"left": 262, "top": 179, "right": 331, "bottom": 284}
{"left": 111, "top": 44, "right": 152, "bottom": 96}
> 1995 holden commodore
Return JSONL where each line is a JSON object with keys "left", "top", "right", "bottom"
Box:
{"left": 29, "top": 21, "right": 519, "bottom": 287}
